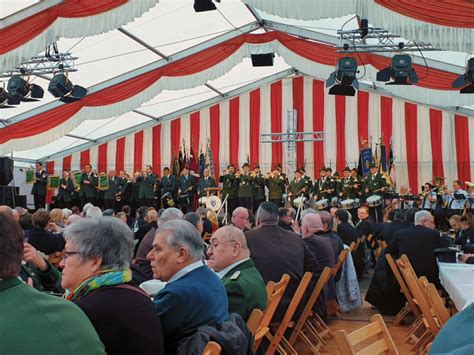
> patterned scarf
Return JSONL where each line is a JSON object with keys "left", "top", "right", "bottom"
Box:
{"left": 67, "top": 269, "right": 132, "bottom": 301}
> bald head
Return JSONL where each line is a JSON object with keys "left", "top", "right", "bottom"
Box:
{"left": 207, "top": 225, "right": 249, "bottom": 272}
{"left": 301, "top": 213, "right": 324, "bottom": 237}
{"left": 0, "top": 205, "right": 13, "bottom": 216}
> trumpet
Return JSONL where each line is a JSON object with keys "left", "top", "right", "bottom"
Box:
{"left": 115, "top": 192, "right": 122, "bottom": 202}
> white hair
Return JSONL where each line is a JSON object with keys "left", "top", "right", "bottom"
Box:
{"left": 86, "top": 206, "right": 102, "bottom": 219}
{"left": 82, "top": 203, "right": 93, "bottom": 216}
{"left": 62, "top": 208, "right": 73, "bottom": 219}
{"left": 157, "top": 220, "right": 204, "bottom": 261}
{"left": 414, "top": 210, "right": 432, "bottom": 226}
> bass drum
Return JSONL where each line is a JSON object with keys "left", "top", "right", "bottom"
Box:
{"left": 341, "top": 199, "right": 356, "bottom": 210}
{"left": 206, "top": 195, "right": 222, "bottom": 212}
{"left": 366, "top": 195, "right": 382, "bottom": 207}
{"left": 315, "top": 198, "right": 329, "bottom": 210}
{"left": 198, "top": 196, "right": 208, "bottom": 206}
{"left": 292, "top": 196, "right": 307, "bottom": 208}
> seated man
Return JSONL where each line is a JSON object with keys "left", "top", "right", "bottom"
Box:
{"left": 0, "top": 212, "right": 105, "bottom": 354}
{"left": 25, "top": 209, "right": 65, "bottom": 255}
{"left": 147, "top": 220, "right": 228, "bottom": 353}
{"left": 207, "top": 225, "right": 267, "bottom": 321}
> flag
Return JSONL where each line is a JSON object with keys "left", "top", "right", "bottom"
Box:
{"left": 388, "top": 145, "right": 394, "bottom": 175}
{"left": 206, "top": 139, "right": 215, "bottom": 178}
{"left": 171, "top": 156, "right": 180, "bottom": 178}
{"left": 189, "top": 147, "right": 198, "bottom": 173}
{"left": 380, "top": 144, "right": 387, "bottom": 172}
{"left": 199, "top": 151, "right": 206, "bottom": 177}
{"left": 360, "top": 148, "right": 373, "bottom": 177}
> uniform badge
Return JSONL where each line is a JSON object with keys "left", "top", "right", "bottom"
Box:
{"left": 230, "top": 271, "right": 241, "bottom": 280}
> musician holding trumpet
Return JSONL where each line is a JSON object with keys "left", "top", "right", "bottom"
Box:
{"left": 80, "top": 164, "right": 98, "bottom": 207}
{"left": 266, "top": 166, "right": 285, "bottom": 207}
{"left": 236, "top": 163, "right": 253, "bottom": 210}
{"left": 219, "top": 165, "right": 239, "bottom": 214}
{"left": 287, "top": 169, "right": 308, "bottom": 206}
{"left": 56, "top": 170, "right": 74, "bottom": 209}
{"left": 136, "top": 165, "right": 158, "bottom": 208}
{"left": 103, "top": 170, "right": 120, "bottom": 211}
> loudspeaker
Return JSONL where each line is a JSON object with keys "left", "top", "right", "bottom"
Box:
{"left": 0, "top": 157, "right": 13, "bottom": 185}
{"left": 251, "top": 53, "right": 274, "bottom": 67}
{"left": 0, "top": 186, "right": 14, "bottom": 206}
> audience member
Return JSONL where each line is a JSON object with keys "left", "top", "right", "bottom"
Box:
{"left": 116, "top": 211, "right": 128, "bottom": 224}
{"left": 184, "top": 212, "right": 204, "bottom": 235}
{"left": 19, "top": 212, "right": 33, "bottom": 230}
{"left": 335, "top": 209, "right": 358, "bottom": 246}
{"left": 207, "top": 225, "right": 267, "bottom": 321}
{"left": 0, "top": 212, "right": 105, "bottom": 354}
{"left": 245, "top": 202, "right": 318, "bottom": 320}
{"left": 278, "top": 207, "right": 294, "bottom": 231}
{"left": 231, "top": 207, "right": 250, "bottom": 231}
{"left": 318, "top": 211, "right": 344, "bottom": 264}
{"left": 455, "top": 214, "right": 474, "bottom": 247}
{"left": 25, "top": 209, "right": 65, "bottom": 255}
{"left": 67, "top": 213, "right": 82, "bottom": 225}
{"left": 102, "top": 209, "right": 115, "bottom": 217}
{"left": 86, "top": 206, "right": 102, "bottom": 219}
{"left": 148, "top": 220, "right": 228, "bottom": 353}
{"left": 60, "top": 217, "right": 164, "bottom": 355}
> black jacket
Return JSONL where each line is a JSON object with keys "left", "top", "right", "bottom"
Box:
{"left": 25, "top": 228, "right": 65, "bottom": 255}
{"left": 337, "top": 222, "right": 358, "bottom": 246}
{"left": 379, "top": 220, "right": 411, "bottom": 245}
{"left": 75, "top": 284, "right": 164, "bottom": 355}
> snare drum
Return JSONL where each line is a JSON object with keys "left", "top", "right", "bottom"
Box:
{"left": 198, "top": 196, "right": 208, "bottom": 206}
{"left": 366, "top": 195, "right": 382, "bottom": 207}
{"left": 315, "top": 198, "right": 329, "bottom": 210}
{"left": 293, "top": 196, "right": 307, "bottom": 208}
{"left": 341, "top": 199, "right": 356, "bottom": 210}
{"left": 161, "top": 192, "right": 175, "bottom": 207}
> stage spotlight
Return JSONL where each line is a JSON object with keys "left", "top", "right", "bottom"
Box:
{"left": 452, "top": 58, "right": 474, "bottom": 94}
{"left": 376, "top": 54, "right": 418, "bottom": 85}
{"left": 326, "top": 56, "right": 359, "bottom": 96}
{"left": 251, "top": 53, "right": 275, "bottom": 67}
{"left": 0, "top": 87, "right": 9, "bottom": 107}
{"left": 48, "top": 73, "right": 88, "bottom": 102}
{"left": 7, "top": 76, "right": 44, "bottom": 104}
{"left": 194, "top": 0, "right": 216, "bottom": 12}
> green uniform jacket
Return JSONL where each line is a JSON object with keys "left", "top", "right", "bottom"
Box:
{"left": 288, "top": 178, "right": 308, "bottom": 198}
{"left": 252, "top": 174, "right": 266, "bottom": 199}
{"left": 0, "top": 278, "right": 105, "bottom": 355}
{"left": 237, "top": 173, "right": 254, "bottom": 198}
{"left": 219, "top": 174, "right": 239, "bottom": 199}
{"left": 313, "top": 177, "right": 334, "bottom": 199}
{"left": 31, "top": 170, "right": 48, "bottom": 195}
{"left": 56, "top": 177, "right": 74, "bottom": 202}
{"left": 338, "top": 177, "right": 358, "bottom": 199}
{"left": 20, "top": 262, "right": 63, "bottom": 294}
{"left": 304, "top": 175, "right": 313, "bottom": 195}
{"left": 363, "top": 173, "right": 387, "bottom": 196}
{"left": 266, "top": 176, "right": 285, "bottom": 200}
{"left": 80, "top": 172, "right": 98, "bottom": 198}
{"left": 198, "top": 176, "right": 217, "bottom": 195}
{"left": 138, "top": 173, "right": 158, "bottom": 199}
{"left": 221, "top": 259, "right": 267, "bottom": 321}
{"left": 104, "top": 177, "right": 120, "bottom": 200}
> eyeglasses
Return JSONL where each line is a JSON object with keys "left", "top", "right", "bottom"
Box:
{"left": 208, "top": 240, "right": 236, "bottom": 250}
{"left": 63, "top": 251, "right": 80, "bottom": 260}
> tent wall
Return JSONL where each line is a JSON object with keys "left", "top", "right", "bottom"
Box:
{"left": 47, "top": 75, "right": 473, "bottom": 195}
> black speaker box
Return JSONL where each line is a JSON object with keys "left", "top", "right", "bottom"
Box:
{"left": 251, "top": 53, "right": 274, "bottom": 67}
{"left": 0, "top": 157, "right": 13, "bottom": 185}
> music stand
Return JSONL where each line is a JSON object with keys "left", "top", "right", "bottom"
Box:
{"left": 206, "top": 187, "right": 222, "bottom": 198}
{"left": 453, "top": 193, "right": 467, "bottom": 201}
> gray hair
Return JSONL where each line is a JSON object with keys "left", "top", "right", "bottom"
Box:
{"left": 318, "top": 211, "right": 333, "bottom": 230}
{"left": 62, "top": 208, "right": 73, "bottom": 219}
{"left": 86, "top": 206, "right": 102, "bottom": 219}
{"left": 184, "top": 212, "right": 202, "bottom": 229}
{"left": 300, "top": 208, "right": 317, "bottom": 219}
{"left": 157, "top": 219, "right": 204, "bottom": 261}
{"left": 63, "top": 217, "right": 134, "bottom": 270}
{"left": 158, "top": 207, "right": 183, "bottom": 225}
{"left": 414, "top": 210, "right": 432, "bottom": 226}
{"left": 256, "top": 202, "right": 279, "bottom": 225}
{"left": 82, "top": 203, "right": 93, "bottom": 216}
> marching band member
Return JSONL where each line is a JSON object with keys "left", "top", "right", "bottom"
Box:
{"left": 363, "top": 164, "right": 387, "bottom": 223}
{"left": 80, "top": 164, "right": 98, "bottom": 207}
{"left": 266, "top": 166, "right": 285, "bottom": 207}
{"left": 398, "top": 185, "right": 414, "bottom": 209}
{"left": 56, "top": 170, "right": 74, "bottom": 209}
{"left": 274, "top": 163, "right": 289, "bottom": 194}
{"left": 466, "top": 182, "right": 474, "bottom": 213}
{"left": 219, "top": 164, "right": 239, "bottom": 214}
{"left": 160, "top": 167, "right": 177, "bottom": 209}
{"left": 237, "top": 163, "right": 253, "bottom": 210}
{"left": 136, "top": 165, "right": 158, "bottom": 208}
{"left": 301, "top": 167, "right": 313, "bottom": 197}
{"left": 177, "top": 166, "right": 196, "bottom": 213}
{"left": 419, "top": 182, "right": 437, "bottom": 211}
{"left": 252, "top": 165, "right": 266, "bottom": 213}
{"left": 198, "top": 167, "right": 217, "bottom": 201}
{"left": 31, "top": 162, "right": 48, "bottom": 210}
{"left": 287, "top": 169, "right": 307, "bottom": 205}
{"left": 313, "top": 167, "right": 335, "bottom": 204}
{"left": 116, "top": 170, "right": 129, "bottom": 208}
{"left": 443, "top": 180, "right": 469, "bottom": 218}
{"left": 338, "top": 167, "right": 357, "bottom": 200}
{"left": 103, "top": 170, "right": 119, "bottom": 211}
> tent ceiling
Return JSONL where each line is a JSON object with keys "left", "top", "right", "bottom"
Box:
{"left": 2, "top": 0, "right": 473, "bottom": 163}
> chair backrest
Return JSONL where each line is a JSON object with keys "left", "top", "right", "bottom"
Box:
{"left": 203, "top": 341, "right": 221, "bottom": 355}
{"left": 267, "top": 271, "right": 313, "bottom": 355}
{"left": 367, "top": 234, "right": 377, "bottom": 248}
{"left": 260, "top": 274, "right": 290, "bottom": 329}
{"left": 289, "top": 267, "right": 333, "bottom": 345}
{"left": 396, "top": 257, "right": 440, "bottom": 333}
{"left": 418, "top": 276, "right": 450, "bottom": 326}
{"left": 349, "top": 241, "right": 357, "bottom": 252}
{"left": 334, "top": 314, "right": 398, "bottom": 355}
{"left": 246, "top": 308, "right": 264, "bottom": 336}
{"left": 333, "top": 248, "right": 350, "bottom": 277}
{"left": 385, "top": 253, "right": 418, "bottom": 316}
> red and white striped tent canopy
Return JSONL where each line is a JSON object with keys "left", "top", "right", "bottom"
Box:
{"left": 1, "top": 0, "right": 473, "bottom": 195}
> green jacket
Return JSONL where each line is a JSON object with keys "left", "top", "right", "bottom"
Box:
{"left": 0, "top": 278, "right": 105, "bottom": 355}
{"left": 288, "top": 178, "right": 308, "bottom": 198}
{"left": 220, "top": 174, "right": 239, "bottom": 199}
{"left": 20, "top": 262, "right": 63, "bottom": 294}
{"left": 252, "top": 174, "right": 266, "bottom": 199}
{"left": 56, "top": 177, "right": 74, "bottom": 202}
{"left": 80, "top": 172, "right": 98, "bottom": 198}
{"left": 266, "top": 175, "right": 285, "bottom": 200}
{"left": 138, "top": 174, "right": 158, "bottom": 199}
{"left": 221, "top": 259, "right": 267, "bottom": 321}
{"left": 363, "top": 173, "right": 387, "bottom": 196}
{"left": 338, "top": 177, "right": 358, "bottom": 199}
{"left": 237, "top": 173, "right": 254, "bottom": 198}
{"left": 104, "top": 176, "right": 120, "bottom": 200}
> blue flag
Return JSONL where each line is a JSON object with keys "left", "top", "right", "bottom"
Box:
{"left": 361, "top": 148, "right": 373, "bottom": 176}
{"left": 380, "top": 144, "right": 387, "bottom": 172}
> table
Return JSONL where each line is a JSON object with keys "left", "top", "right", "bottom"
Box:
{"left": 438, "top": 262, "right": 474, "bottom": 310}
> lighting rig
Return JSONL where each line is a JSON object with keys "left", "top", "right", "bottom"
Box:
{"left": 0, "top": 44, "right": 87, "bottom": 108}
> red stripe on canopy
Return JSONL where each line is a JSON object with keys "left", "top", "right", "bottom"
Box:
{"left": 63, "top": 155, "right": 72, "bottom": 172}
{"left": 454, "top": 115, "right": 472, "bottom": 185}
{"left": 405, "top": 103, "right": 419, "bottom": 194}
{"left": 249, "top": 89, "right": 261, "bottom": 167}
{"left": 229, "top": 97, "right": 240, "bottom": 167}
{"left": 133, "top": 131, "right": 144, "bottom": 172}
{"left": 80, "top": 150, "right": 90, "bottom": 170}
{"left": 312, "top": 80, "right": 325, "bottom": 177}
{"left": 152, "top": 125, "right": 161, "bottom": 173}
{"left": 98, "top": 143, "right": 108, "bottom": 174}
{"left": 429, "top": 109, "right": 444, "bottom": 179}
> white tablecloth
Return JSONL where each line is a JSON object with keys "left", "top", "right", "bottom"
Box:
{"left": 438, "top": 262, "right": 474, "bottom": 310}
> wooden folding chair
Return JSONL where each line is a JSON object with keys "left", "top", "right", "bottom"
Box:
{"left": 254, "top": 274, "right": 290, "bottom": 351}
{"left": 385, "top": 253, "right": 419, "bottom": 325}
{"left": 266, "top": 272, "right": 313, "bottom": 355}
{"left": 349, "top": 241, "right": 357, "bottom": 253}
{"left": 396, "top": 257, "right": 440, "bottom": 352}
{"left": 418, "top": 276, "right": 450, "bottom": 327}
{"left": 334, "top": 314, "right": 399, "bottom": 355}
{"left": 288, "top": 267, "right": 333, "bottom": 354}
{"left": 246, "top": 309, "right": 264, "bottom": 336}
{"left": 203, "top": 341, "right": 221, "bottom": 355}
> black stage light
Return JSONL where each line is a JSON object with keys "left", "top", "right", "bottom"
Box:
{"left": 360, "top": 19, "right": 369, "bottom": 40}
{"left": 48, "top": 73, "right": 88, "bottom": 102}
{"left": 251, "top": 53, "right": 275, "bottom": 67}
{"left": 7, "top": 75, "right": 44, "bottom": 103}
{"left": 326, "top": 56, "right": 359, "bottom": 96}
{"left": 452, "top": 58, "right": 474, "bottom": 94}
{"left": 194, "top": 0, "right": 216, "bottom": 12}
{"left": 0, "top": 87, "right": 9, "bottom": 107}
{"left": 376, "top": 54, "right": 418, "bottom": 85}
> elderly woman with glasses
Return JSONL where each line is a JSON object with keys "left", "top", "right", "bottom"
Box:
{"left": 60, "top": 217, "right": 164, "bottom": 355}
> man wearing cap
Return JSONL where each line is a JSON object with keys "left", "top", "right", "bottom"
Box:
{"left": 266, "top": 167, "right": 285, "bottom": 207}
{"left": 252, "top": 165, "right": 266, "bottom": 213}
{"left": 219, "top": 165, "right": 239, "bottom": 214}
{"left": 301, "top": 168, "right": 313, "bottom": 198}
{"left": 364, "top": 164, "right": 387, "bottom": 222}
{"left": 313, "top": 167, "right": 335, "bottom": 205}
{"left": 288, "top": 169, "right": 308, "bottom": 206}
{"left": 339, "top": 167, "right": 357, "bottom": 200}
{"left": 177, "top": 166, "right": 196, "bottom": 213}
{"left": 237, "top": 163, "right": 253, "bottom": 210}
